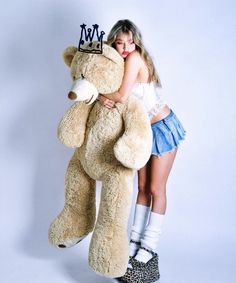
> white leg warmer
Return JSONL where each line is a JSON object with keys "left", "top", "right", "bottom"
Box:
{"left": 129, "top": 204, "right": 150, "bottom": 257}
{"left": 135, "top": 212, "right": 164, "bottom": 263}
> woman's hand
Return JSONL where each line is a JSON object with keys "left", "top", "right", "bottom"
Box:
{"left": 97, "top": 94, "right": 115, "bottom": 109}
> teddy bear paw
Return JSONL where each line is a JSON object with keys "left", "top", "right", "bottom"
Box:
{"left": 57, "top": 235, "right": 87, "bottom": 248}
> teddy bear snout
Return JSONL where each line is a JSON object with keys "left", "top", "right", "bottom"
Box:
{"left": 68, "top": 78, "right": 99, "bottom": 104}
{"left": 68, "top": 91, "right": 77, "bottom": 100}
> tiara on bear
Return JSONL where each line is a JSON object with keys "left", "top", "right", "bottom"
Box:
{"left": 78, "top": 23, "right": 105, "bottom": 54}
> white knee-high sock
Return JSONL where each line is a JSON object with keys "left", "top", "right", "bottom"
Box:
{"left": 135, "top": 212, "right": 164, "bottom": 263}
{"left": 129, "top": 204, "right": 150, "bottom": 257}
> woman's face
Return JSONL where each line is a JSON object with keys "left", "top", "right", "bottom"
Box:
{"left": 114, "top": 31, "right": 136, "bottom": 58}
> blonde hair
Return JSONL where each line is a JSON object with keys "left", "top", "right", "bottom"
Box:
{"left": 107, "top": 19, "right": 161, "bottom": 87}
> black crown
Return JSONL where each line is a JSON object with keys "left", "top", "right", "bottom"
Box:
{"left": 78, "top": 24, "right": 105, "bottom": 54}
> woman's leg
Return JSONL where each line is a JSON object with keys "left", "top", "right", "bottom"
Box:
{"left": 121, "top": 150, "right": 178, "bottom": 282}
{"left": 137, "top": 162, "right": 152, "bottom": 206}
{"left": 135, "top": 149, "right": 177, "bottom": 263}
{"left": 150, "top": 149, "right": 177, "bottom": 214}
{"left": 129, "top": 163, "right": 151, "bottom": 257}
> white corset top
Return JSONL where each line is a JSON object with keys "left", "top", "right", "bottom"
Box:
{"left": 131, "top": 81, "right": 167, "bottom": 120}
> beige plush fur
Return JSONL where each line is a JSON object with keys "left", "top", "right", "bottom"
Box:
{"left": 48, "top": 43, "right": 152, "bottom": 277}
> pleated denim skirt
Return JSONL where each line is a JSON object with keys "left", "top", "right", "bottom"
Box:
{"left": 151, "top": 109, "right": 186, "bottom": 156}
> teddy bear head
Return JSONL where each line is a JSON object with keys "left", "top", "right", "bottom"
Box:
{"left": 63, "top": 42, "right": 124, "bottom": 104}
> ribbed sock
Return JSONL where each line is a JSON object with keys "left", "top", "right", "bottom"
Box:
{"left": 135, "top": 212, "right": 164, "bottom": 263}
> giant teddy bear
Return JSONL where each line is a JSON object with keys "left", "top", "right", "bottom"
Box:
{"left": 48, "top": 42, "right": 152, "bottom": 277}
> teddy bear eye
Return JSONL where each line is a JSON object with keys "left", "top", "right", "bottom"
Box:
{"left": 81, "top": 74, "right": 85, "bottom": 79}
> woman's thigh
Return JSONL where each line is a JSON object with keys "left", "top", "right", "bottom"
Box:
{"left": 149, "top": 149, "right": 178, "bottom": 193}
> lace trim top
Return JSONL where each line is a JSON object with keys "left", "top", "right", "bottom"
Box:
{"left": 131, "top": 82, "right": 167, "bottom": 120}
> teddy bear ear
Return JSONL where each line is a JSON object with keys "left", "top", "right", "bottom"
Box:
{"left": 102, "top": 44, "right": 124, "bottom": 66}
{"left": 63, "top": 46, "right": 78, "bottom": 67}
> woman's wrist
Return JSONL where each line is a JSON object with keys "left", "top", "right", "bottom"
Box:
{"left": 97, "top": 94, "right": 103, "bottom": 101}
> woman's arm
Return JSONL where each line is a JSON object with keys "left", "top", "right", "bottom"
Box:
{"left": 101, "top": 51, "right": 142, "bottom": 103}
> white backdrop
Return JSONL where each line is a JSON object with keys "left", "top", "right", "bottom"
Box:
{"left": 1, "top": 0, "right": 235, "bottom": 282}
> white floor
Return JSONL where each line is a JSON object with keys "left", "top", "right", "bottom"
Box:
{"left": 2, "top": 226, "right": 235, "bottom": 283}
{"left": 2, "top": 169, "right": 236, "bottom": 283}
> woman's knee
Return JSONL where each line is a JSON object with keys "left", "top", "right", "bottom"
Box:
{"left": 138, "top": 183, "right": 150, "bottom": 196}
{"left": 149, "top": 184, "right": 166, "bottom": 198}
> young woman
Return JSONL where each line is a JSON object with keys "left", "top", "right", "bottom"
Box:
{"left": 98, "top": 19, "right": 185, "bottom": 283}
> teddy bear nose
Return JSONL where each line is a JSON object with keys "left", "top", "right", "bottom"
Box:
{"left": 58, "top": 244, "right": 66, "bottom": 248}
{"left": 68, "top": 91, "right": 77, "bottom": 100}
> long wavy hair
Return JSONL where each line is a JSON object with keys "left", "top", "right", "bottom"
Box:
{"left": 106, "top": 19, "right": 161, "bottom": 87}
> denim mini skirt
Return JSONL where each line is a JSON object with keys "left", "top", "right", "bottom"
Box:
{"left": 151, "top": 110, "right": 186, "bottom": 156}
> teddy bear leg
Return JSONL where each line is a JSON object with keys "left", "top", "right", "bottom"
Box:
{"left": 49, "top": 151, "right": 96, "bottom": 248}
{"left": 88, "top": 166, "right": 134, "bottom": 277}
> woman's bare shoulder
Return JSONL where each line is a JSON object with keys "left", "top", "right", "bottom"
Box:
{"left": 127, "top": 50, "right": 141, "bottom": 59}
{"left": 126, "top": 51, "right": 142, "bottom": 65}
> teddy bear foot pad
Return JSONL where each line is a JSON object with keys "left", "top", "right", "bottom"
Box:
{"left": 57, "top": 235, "right": 87, "bottom": 248}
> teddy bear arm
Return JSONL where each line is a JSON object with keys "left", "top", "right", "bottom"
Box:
{"left": 114, "top": 99, "right": 152, "bottom": 169}
{"left": 58, "top": 102, "right": 93, "bottom": 148}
